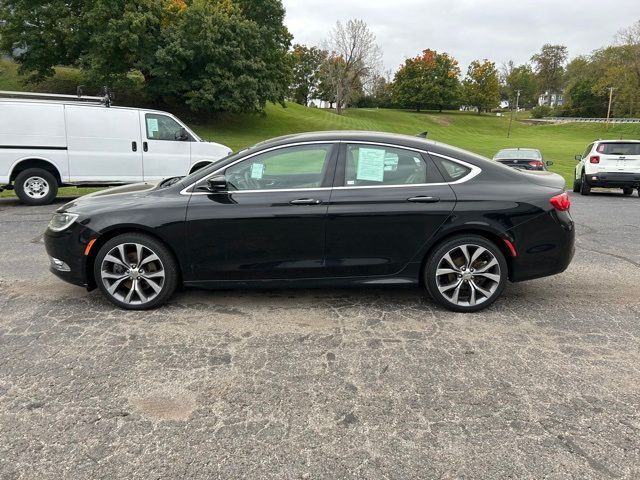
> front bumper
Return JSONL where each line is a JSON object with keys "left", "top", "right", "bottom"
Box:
{"left": 585, "top": 172, "right": 640, "bottom": 188}
{"left": 44, "top": 224, "right": 96, "bottom": 288}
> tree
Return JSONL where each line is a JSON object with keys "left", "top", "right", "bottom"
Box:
{"left": 502, "top": 61, "right": 538, "bottom": 108}
{"left": 392, "top": 49, "right": 460, "bottom": 112}
{"left": 562, "top": 56, "right": 607, "bottom": 117}
{"left": 462, "top": 59, "right": 500, "bottom": 113}
{"left": 531, "top": 44, "right": 568, "bottom": 96}
{"left": 288, "top": 44, "right": 327, "bottom": 106}
{"left": 0, "top": 0, "right": 293, "bottom": 114}
{"left": 321, "top": 19, "right": 381, "bottom": 114}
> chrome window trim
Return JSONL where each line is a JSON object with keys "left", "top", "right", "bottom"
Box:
{"left": 180, "top": 140, "right": 482, "bottom": 195}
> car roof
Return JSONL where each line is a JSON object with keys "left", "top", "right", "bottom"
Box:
{"left": 595, "top": 139, "right": 640, "bottom": 143}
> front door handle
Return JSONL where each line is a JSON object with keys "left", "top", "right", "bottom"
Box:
{"left": 131, "top": 141, "right": 137, "bottom": 152}
{"left": 407, "top": 196, "right": 440, "bottom": 203}
{"left": 290, "top": 198, "right": 322, "bottom": 205}
{"left": 143, "top": 141, "right": 148, "bottom": 152}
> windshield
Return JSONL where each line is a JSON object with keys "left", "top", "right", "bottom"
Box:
{"left": 495, "top": 149, "right": 541, "bottom": 160}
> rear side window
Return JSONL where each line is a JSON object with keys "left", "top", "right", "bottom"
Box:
{"left": 596, "top": 143, "right": 640, "bottom": 155}
{"left": 432, "top": 156, "right": 472, "bottom": 182}
{"left": 582, "top": 144, "right": 593, "bottom": 158}
{"left": 344, "top": 144, "right": 434, "bottom": 186}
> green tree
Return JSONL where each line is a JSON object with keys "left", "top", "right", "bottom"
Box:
{"left": 502, "top": 62, "right": 538, "bottom": 108}
{"left": 531, "top": 44, "right": 568, "bottom": 96}
{"left": 392, "top": 49, "right": 460, "bottom": 112}
{"left": 288, "top": 44, "right": 327, "bottom": 106}
{"left": 561, "top": 57, "right": 607, "bottom": 117}
{"left": 462, "top": 59, "right": 500, "bottom": 113}
{"left": 0, "top": 0, "right": 292, "bottom": 113}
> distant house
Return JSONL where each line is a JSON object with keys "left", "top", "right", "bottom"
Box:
{"left": 538, "top": 91, "right": 564, "bottom": 107}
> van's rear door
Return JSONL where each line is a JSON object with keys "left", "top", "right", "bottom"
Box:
{"left": 65, "top": 105, "right": 143, "bottom": 183}
{"left": 595, "top": 142, "right": 640, "bottom": 174}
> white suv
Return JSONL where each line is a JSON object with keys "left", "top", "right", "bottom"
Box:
{"left": 573, "top": 140, "right": 640, "bottom": 196}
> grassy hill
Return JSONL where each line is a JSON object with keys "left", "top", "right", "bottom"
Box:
{"left": 2, "top": 59, "right": 639, "bottom": 199}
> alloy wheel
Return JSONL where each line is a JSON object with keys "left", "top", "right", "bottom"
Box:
{"left": 100, "top": 243, "right": 165, "bottom": 305}
{"left": 435, "top": 244, "right": 501, "bottom": 307}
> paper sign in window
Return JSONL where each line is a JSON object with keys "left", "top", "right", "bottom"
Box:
{"left": 356, "top": 148, "right": 385, "bottom": 182}
{"left": 147, "top": 118, "right": 159, "bottom": 136}
{"left": 250, "top": 163, "right": 264, "bottom": 179}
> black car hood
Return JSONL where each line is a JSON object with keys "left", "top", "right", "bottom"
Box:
{"left": 58, "top": 182, "right": 159, "bottom": 213}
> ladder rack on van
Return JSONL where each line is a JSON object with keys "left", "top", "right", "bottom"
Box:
{"left": 0, "top": 87, "right": 113, "bottom": 107}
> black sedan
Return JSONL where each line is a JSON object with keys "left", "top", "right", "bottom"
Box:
{"left": 493, "top": 148, "right": 553, "bottom": 171}
{"left": 44, "top": 131, "right": 575, "bottom": 312}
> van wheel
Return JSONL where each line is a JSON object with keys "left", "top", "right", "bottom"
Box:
{"left": 14, "top": 168, "right": 58, "bottom": 205}
{"left": 622, "top": 187, "right": 633, "bottom": 196}
{"left": 579, "top": 173, "right": 591, "bottom": 196}
{"left": 424, "top": 235, "right": 508, "bottom": 312}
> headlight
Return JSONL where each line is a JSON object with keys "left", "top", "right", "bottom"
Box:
{"left": 48, "top": 212, "right": 79, "bottom": 232}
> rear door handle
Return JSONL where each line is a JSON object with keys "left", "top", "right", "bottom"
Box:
{"left": 407, "top": 196, "right": 440, "bottom": 203}
{"left": 143, "top": 141, "right": 148, "bottom": 152}
{"left": 131, "top": 141, "right": 137, "bottom": 152}
{"left": 290, "top": 198, "right": 322, "bottom": 205}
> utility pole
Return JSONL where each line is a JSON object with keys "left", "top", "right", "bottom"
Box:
{"left": 507, "top": 90, "right": 521, "bottom": 138}
{"left": 606, "top": 87, "right": 615, "bottom": 130}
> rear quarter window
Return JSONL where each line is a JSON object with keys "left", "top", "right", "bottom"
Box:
{"left": 432, "top": 157, "right": 472, "bottom": 182}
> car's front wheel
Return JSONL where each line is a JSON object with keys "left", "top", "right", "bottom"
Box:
{"left": 424, "top": 235, "right": 508, "bottom": 312}
{"left": 94, "top": 233, "right": 179, "bottom": 310}
{"left": 572, "top": 175, "right": 581, "bottom": 193}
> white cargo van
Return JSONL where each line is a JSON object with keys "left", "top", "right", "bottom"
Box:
{"left": 0, "top": 91, "right": 232, "bottom": 205}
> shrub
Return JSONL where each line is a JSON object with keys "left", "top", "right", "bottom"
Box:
{"left": 531, "top": 105, "right": 553, "bottom": 118}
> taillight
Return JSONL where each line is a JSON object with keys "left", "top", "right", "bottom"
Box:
{"left": 528, "top": 160, "right": 544, "bottom": 168}
{"left": 550, "top": 192, "right": 570, "bottom": 211}
{"left": 590, "top": 155, "right": 600, "bottom": 164}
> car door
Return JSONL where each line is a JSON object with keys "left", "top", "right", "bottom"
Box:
{"left": 66, "top": 105, "right": 143, "bottom": 182}
{"left": 325, "top": 142, "right": 457, "bottom": 277}
{"left": 141, "top": 112, "right": 192, "bottom": 180}
{"left": 184, "top": 142, "right": 338, "bottom": 282}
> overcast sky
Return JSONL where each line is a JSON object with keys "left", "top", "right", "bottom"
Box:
{"left": 282, "top": 0, "right": 639, "bottom": 75}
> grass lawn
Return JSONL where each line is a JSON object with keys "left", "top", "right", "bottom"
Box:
{"left": 2, "top": 59, "right": 640, "bottom": 199}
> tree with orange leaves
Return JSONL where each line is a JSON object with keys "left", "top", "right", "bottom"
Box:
{"left": 392, "top": 49, "right": 461, "bottom": 112}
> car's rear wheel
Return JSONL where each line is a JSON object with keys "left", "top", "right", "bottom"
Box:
{"left": 94, "top": 233, "right": 179, "bottom": 310}
{"left": 424, "top": 235, "right": 508, "bottom": 312}
{"left": 14, "top": 168, "right": 58, "bottom": 205}
{"left": 572, "top": 175, "right": 581, "bottom": 193}
{"left": 579, "top": 172, "right": 591, "bottom": 196}
{"left": 622, "top": 187, "right": 633, "bottom": 196}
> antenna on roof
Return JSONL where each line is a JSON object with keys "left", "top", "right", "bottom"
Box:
{"left": 416, "top": 131, "right": 428, "bottom": 138}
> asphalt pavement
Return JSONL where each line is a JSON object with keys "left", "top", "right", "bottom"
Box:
{"left": 0, "top": 189, "right": 639, "bottom": 479}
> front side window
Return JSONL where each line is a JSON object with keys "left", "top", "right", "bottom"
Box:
{"left": 224, "top": 144, "right": 333, "bottom": 191}
{"left": 344, "top": 144, "right": 430, "bottom": 186}
{"left": 145, "top": 114, "right": 191, "bottom": 141}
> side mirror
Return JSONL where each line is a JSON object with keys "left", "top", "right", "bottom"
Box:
{"left": 575, "top": 154, "right": 582, "bottom": 161}
{"left": 546, "top": 160, "right": 554, "bottom": 166}
{"left": 206, "top": 175, "right": 227, "bottom": 192}
{"left": 177, "top": 127, "right": 190, "bottom": 141}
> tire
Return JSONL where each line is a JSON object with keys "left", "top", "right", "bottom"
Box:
{"left": 14, "top": 168, "right": 58, "bottom": 205}
{"left": 579, "top": 172, "right": 591, "bottom": 196}
{"left": 622, "top": 187, "right": 633, "bottom": 196}
{"left": 572, "top": 175, "right": 581, "bottom": 193}
{"left": 93, "top": 233, "right": 179, "bottom": 310}
{"left": 424, "top": 235, "right": 508, "bottom": 313}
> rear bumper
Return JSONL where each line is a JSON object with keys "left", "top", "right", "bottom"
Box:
{"left": 509, "top": 210, "right": 575, "bottom": 282}
{"left": 585, "top": 172, "right": 640, "bottom": 188}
